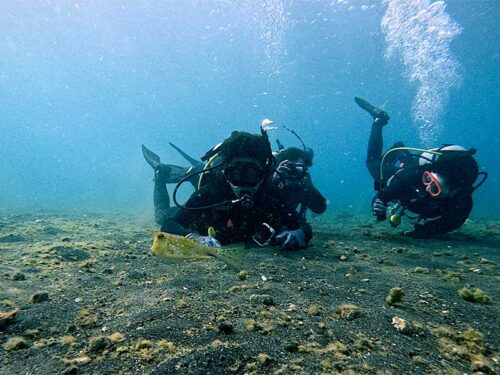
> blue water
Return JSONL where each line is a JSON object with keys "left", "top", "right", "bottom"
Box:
{"left": 0, "top": 1, "right": 498, "bottom": 218}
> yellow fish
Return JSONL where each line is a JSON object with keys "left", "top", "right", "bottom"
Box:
{"left": 151, "top": 232, "right": 244, "bottom": 271}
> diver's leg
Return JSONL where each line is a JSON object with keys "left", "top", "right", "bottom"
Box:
{"left": 163, "top": 164, "right": 204, "bottom": 190}
{"left": 163, "top": 165, "right": 192, "bottom": 184}
{"left": 153, "top": 169, "right": 172, "bottom": 225}
{"left": 366, "top": 121, "right": 385, "bottom": 180}
{"left": 354, "top": 97, "right": 390, "bottom": 180}
{"left": 143, "top": 144, "right": 202, "bottom": 188}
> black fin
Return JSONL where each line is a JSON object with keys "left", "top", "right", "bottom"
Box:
{"left": 354, "top": 97, "right": 390, "bottom": 123}
{"left": 142, "top": 145, "right": 162, "bottom": 170}
{"left": 169, "top": 142, "right": 204, "bottom": 168}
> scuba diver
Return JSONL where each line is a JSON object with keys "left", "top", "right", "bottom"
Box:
{"left": 143, "top": 119, "right": 327, "bottom": 220}
{"left": 143, "top": 129, "right": 312, "bottom": 250}
{"left": 272, "top": 143, "right": 327, "bottom": 218}
{"left": 355, "top": 96, "right": 487, "bottom": 238}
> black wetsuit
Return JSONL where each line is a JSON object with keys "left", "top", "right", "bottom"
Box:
{"left": 274, "top": 173, "right": 327, "bottom": 217}
{"left": 366, "top": 119, "right": 473, "bottom": 237}
{"left": 377, "top": 165, "right": 473, "bottom": 237}
{"left": 160, "top": 175, "right": 312, "bottom": 245}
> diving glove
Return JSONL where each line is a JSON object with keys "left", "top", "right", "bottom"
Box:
{"left": 372, "top": 197, "right": 387, "bottom": 220}
{"left": 273, "top": 229, "right": 306, "bottom": 251}
{"left": 186, "top": 233, "right": 221, "bottom": 248}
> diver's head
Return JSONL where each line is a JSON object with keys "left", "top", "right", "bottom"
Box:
{"left": 429, "top": 146, "right": 479, "bottom": 191}
{"left": 219, "top": 131, "right": 274, "bottom": 205}
{"left": 224, "top": 157, "right": 265, "bottom": 203}
{"left": 422, "top": 171, "right": 450, "bottom": 198}
{"left": 421, "top": 146, "right": 479, "bottom": 198}
{"left": 275, "top": 147, "right": 314, "bottom": 167}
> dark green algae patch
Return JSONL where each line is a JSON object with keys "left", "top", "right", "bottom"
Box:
{"left": 0, "top": 212, "right": 499, "bottom": 374}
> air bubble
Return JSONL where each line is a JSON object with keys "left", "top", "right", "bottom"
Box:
{"left": 382, "top": 0, "right": 462, "bottom": 145}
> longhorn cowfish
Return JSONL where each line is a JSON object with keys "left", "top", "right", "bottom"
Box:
{"left": 151, "top": 232, "right": 244, "bottom": 271}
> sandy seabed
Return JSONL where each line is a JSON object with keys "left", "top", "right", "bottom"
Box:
{"left": 0, "top": 211, "right": 498, "bottom": 374}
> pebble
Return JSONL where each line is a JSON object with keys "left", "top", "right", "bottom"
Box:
{"left": 60, "top": 335, "right": 77, "bottom": 345}
{"left": 386, "top": 287, "right": 404, "bottom": 305}
{"left": 177, "top": 298, "right": 187, "bottom": 309}
{"left": 238, "top": 270, "right": 247, "bottom": 280}
{"left": 109, "top": 332, "right": 125, "bottom": 343}
{"left": 257, "top": 353, "right": 272, "bottom": 364}
{"left": 228, "top": 285, "right": 242, "bottom": 293}
{"left": 12, "top": 272, "right": 26, "bottom": 281}
{"left": 412, "top": 267, "right": 429, "bottom": 274}
{"left": 63, "top": 356, "right": 92, "bottom": 366}
{"left": 249, "top": 294, "right": 275, "bottom": 306}
{"left": 134, "top": 339, "right": 153, "bottom": 350}
{"left": 307, "top": 304, "right": 321, "bottom": 316}
{"left": 77, "top": 308, "right": 98, "bottom": 327}
{"left": 88, "top": 336, "right": 111, "bottom": 352}
{"left": 23, "top": 329, "right": 41, "bottom": 338}
{"left": 3, "top": 336, "right": 29, "bottom": 351}
{"left": 0, "top": 308, "right": 19, "bottom": 329}
{"left": 284, "top": 342, "right": 299, "bottom": 352}
{"left": 30, "top": 291, "right": 49, "bottom": 303}
{"left": 335, "top": 304, "right": 361, "bottom": 320}
{"left": 134, "top": 339, "right": 152, "bottom": 349}
{"left": 218, "top": 322, "right": 234, "bottom": 334}
{"left": 391, "top": 317, "right": 410, "bottom": 334}
{"left": 158, "top": 340, "right": 176, "bottom": 352}
{"left": 480, "top": 257, "right": 495, "bottom": 265}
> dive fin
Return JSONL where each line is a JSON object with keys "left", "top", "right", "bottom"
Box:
{"left": 142, "top": 144, "right": 161, "bottom": 170}
{"left": 169, "top": 142, "right": 204, "bottom": 169}
{"left": 354, "top": 97, "right": 390, "bottom": 123}
{"left": 215, "top": 244, "right": 245, "bottom": 271}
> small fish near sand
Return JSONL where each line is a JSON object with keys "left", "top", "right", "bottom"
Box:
{"left": 151, "top": 232, "right": 244, "bottom": 271}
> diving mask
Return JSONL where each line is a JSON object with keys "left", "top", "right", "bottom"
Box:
{"left": 223, "top": 160, "right": 265, "bottom": 187}
{"left": 422, "top": 171, "right": 447, "bottom": 197}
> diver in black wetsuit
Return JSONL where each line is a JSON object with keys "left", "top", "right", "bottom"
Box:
{"left": 272, "top": 146, "right": 327, "bottom": 218}
{"left": 143, "top": 122, "right": 327, "bottom": 220}
{"left": 355, "top": 97, "right": 487, "bottom": 238}
{"left": 143, "top": 131, "right": 312, "bottom": 250}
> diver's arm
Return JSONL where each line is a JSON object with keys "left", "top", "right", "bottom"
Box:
{"left": 279, "top": 201, "right": 313, "bottom": 244}
{"left": 407, "top": 194, "right": 473, "bottom": 237}
{"left": 300, "top": 175, "right": 327, "bottom": 214}
{"left": 379, "top": 167, "right": 421, "bottom": 203}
